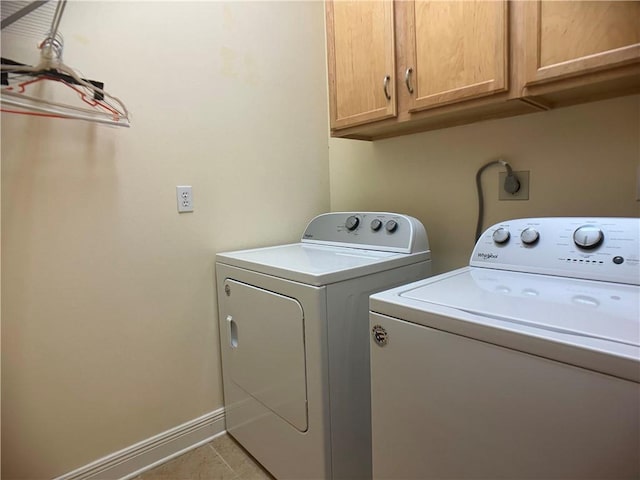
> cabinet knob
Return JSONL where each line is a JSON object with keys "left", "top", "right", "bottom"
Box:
{"left": 405, "top": 67, "right": 414, "bottom": 94}
{"left": 383, "top": 75, "right": 391, "bottom": 101}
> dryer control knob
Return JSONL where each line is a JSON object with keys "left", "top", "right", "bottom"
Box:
{"left": 385, "top": 220, "right": 398, "bottom": 233}
{"left": 492, "top": 228, "right": 510, "bottom": 244}
{"left": 520, "top": 227, "right": 540, "bottom": 245}
{"left": 371, "top": 219, "right": 383, "bottom": 231}
{"left": 573, "top": 226, "right": 604, "bottom": 249}
{"left": 345, "top": 215, "right": 360, "bottom": 231}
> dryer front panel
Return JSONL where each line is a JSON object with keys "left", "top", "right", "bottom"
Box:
{"left": 222, "top": 279, "right": 308, "bottom": 431}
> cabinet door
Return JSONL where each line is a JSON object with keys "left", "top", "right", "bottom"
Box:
{"left": 326, "top": 0, "right": 396, "bottom": 129}
{"left": 403, "top": 0, "right": 508, "bottom": 112}
{"left": 524, "top": 1, "right": 640, "bottom": 86}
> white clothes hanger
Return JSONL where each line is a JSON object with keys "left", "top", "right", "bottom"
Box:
{"left": 1, "top": 0, "right": 130, "bottom": 127}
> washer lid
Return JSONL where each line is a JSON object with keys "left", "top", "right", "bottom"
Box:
{"left": 370, "top": 267, "right": 640, "bottom": 381}
{"left": 399, "top": 268, "right": 639, "bottom": 347}
{"left": 217, "top": 243, "right": 430, "bottom": 286}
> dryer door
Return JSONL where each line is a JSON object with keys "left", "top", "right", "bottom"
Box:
{"left": 222, "top": 279, "right": 308, "bottom": 431}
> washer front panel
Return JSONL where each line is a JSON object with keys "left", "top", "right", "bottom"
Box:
{"left": 369, "top": 312, "right": 640, "bottom": 479}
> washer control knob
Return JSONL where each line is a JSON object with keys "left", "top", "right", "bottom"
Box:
{"left": 520, "top": 227, "right": 540, "bottom": 245}
{"left": 492, "top": 228, "right": 510, "bottom": 244}
{"left": 371, "top": 219, "right": 383, "bottom": 231}
{"left": 573, "top": 226, "right": 604, "bottom": 249}
{"left": 345, "top": 215, "right": 360, "bottom": 231}
{"left": 385, "top": 220, "right": 398, "bottom": 233}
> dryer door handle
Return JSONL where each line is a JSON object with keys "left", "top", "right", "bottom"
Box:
{"left": 227, "top": 315, "right": 238, "bottom": 348}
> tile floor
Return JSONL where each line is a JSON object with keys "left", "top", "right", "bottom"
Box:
{"left": 134, "top": 434, "right": 275, "bottom": 480}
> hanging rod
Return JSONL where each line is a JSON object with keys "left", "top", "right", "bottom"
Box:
{"left": 46, "top": 0, "right": 65, "bottom": 43}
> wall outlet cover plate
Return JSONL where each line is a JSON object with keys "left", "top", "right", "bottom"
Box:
{"left": 176, "top": 185, "right": 194, "bottom": 212}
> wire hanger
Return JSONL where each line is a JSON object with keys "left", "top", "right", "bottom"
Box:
{"left": 1, "top": 0, "right": 130, "bottom": 127}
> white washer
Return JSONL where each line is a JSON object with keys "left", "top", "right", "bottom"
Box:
{"left": 369, "top": 217, "right": 639, "bottom": 480}
{"left": 216, "top": 212, "right": 431, "bottom": 479}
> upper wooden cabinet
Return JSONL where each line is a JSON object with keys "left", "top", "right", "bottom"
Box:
{"left": 325, "top": 0, "right": 640, "bottom": 140}
{"left": 326, "top": 0, "right": 396, "bottom": 129}
{"left": 402, "top": 0, "right": 508, "bottom": 112}
{"left": 523, "top": 1, "right": 640, "bottom": 87}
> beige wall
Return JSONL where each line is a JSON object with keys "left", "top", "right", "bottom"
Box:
{"left": 3, "top": 1, "right": 640, "bottom": 478}
{"left": 1, "top": 2, "right": 329, "bottom": 478}
{"left": 330, "top": 95, "right": 640, "bottom": 274}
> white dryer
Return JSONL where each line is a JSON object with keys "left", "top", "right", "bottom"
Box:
{"left": 216, "top": 212, "right": 431, "bottom": 479}
{"left": 369, "top": 217, "right": 639, "bottom": 480}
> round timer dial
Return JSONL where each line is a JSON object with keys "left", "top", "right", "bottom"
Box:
{"left": 573, "top": 226, "right": 604, "bottom": 249}
{"left": 492, "top": 228, "right": 510, "bottom": 244}
{"left": 385, "top": 220, "right": 398, "bottom": 233}
{"left": 520, "top": 227, "right": 540, "bottom": 245}
{"left": 345, "top": 215, "right": 360, "bottom": 231}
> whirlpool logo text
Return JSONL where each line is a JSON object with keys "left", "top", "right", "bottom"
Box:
{"left": 477, "top": 252, "right": 498, "bottom": 260}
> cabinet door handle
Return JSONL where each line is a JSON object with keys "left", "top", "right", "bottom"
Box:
{"left": 383, "top": 75, "right": 391, "bottom": 101}
{"left": 405, "top": 67, "right": 414, "bottom": 94}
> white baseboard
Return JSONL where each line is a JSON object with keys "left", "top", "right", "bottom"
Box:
{"left": 54, "top": 408, "right": 226, "bottom": 480}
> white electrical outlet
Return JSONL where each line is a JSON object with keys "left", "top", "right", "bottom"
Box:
{"left": 176, "top": 186, "right": 194, "bottom": 213}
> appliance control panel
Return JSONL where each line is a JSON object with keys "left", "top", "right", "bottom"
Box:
{"left": 471, "top": 217, "right": 640, "bottom": 285}
{"left": 301, "top": 212, "right": 429, "bottom": 254}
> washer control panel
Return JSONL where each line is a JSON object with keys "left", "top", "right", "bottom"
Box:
{"left": 302, "top": 212, "right": 429, "bottom": 254}
{"left": 471, "top": 217, "right": 640, "bottom": 285}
